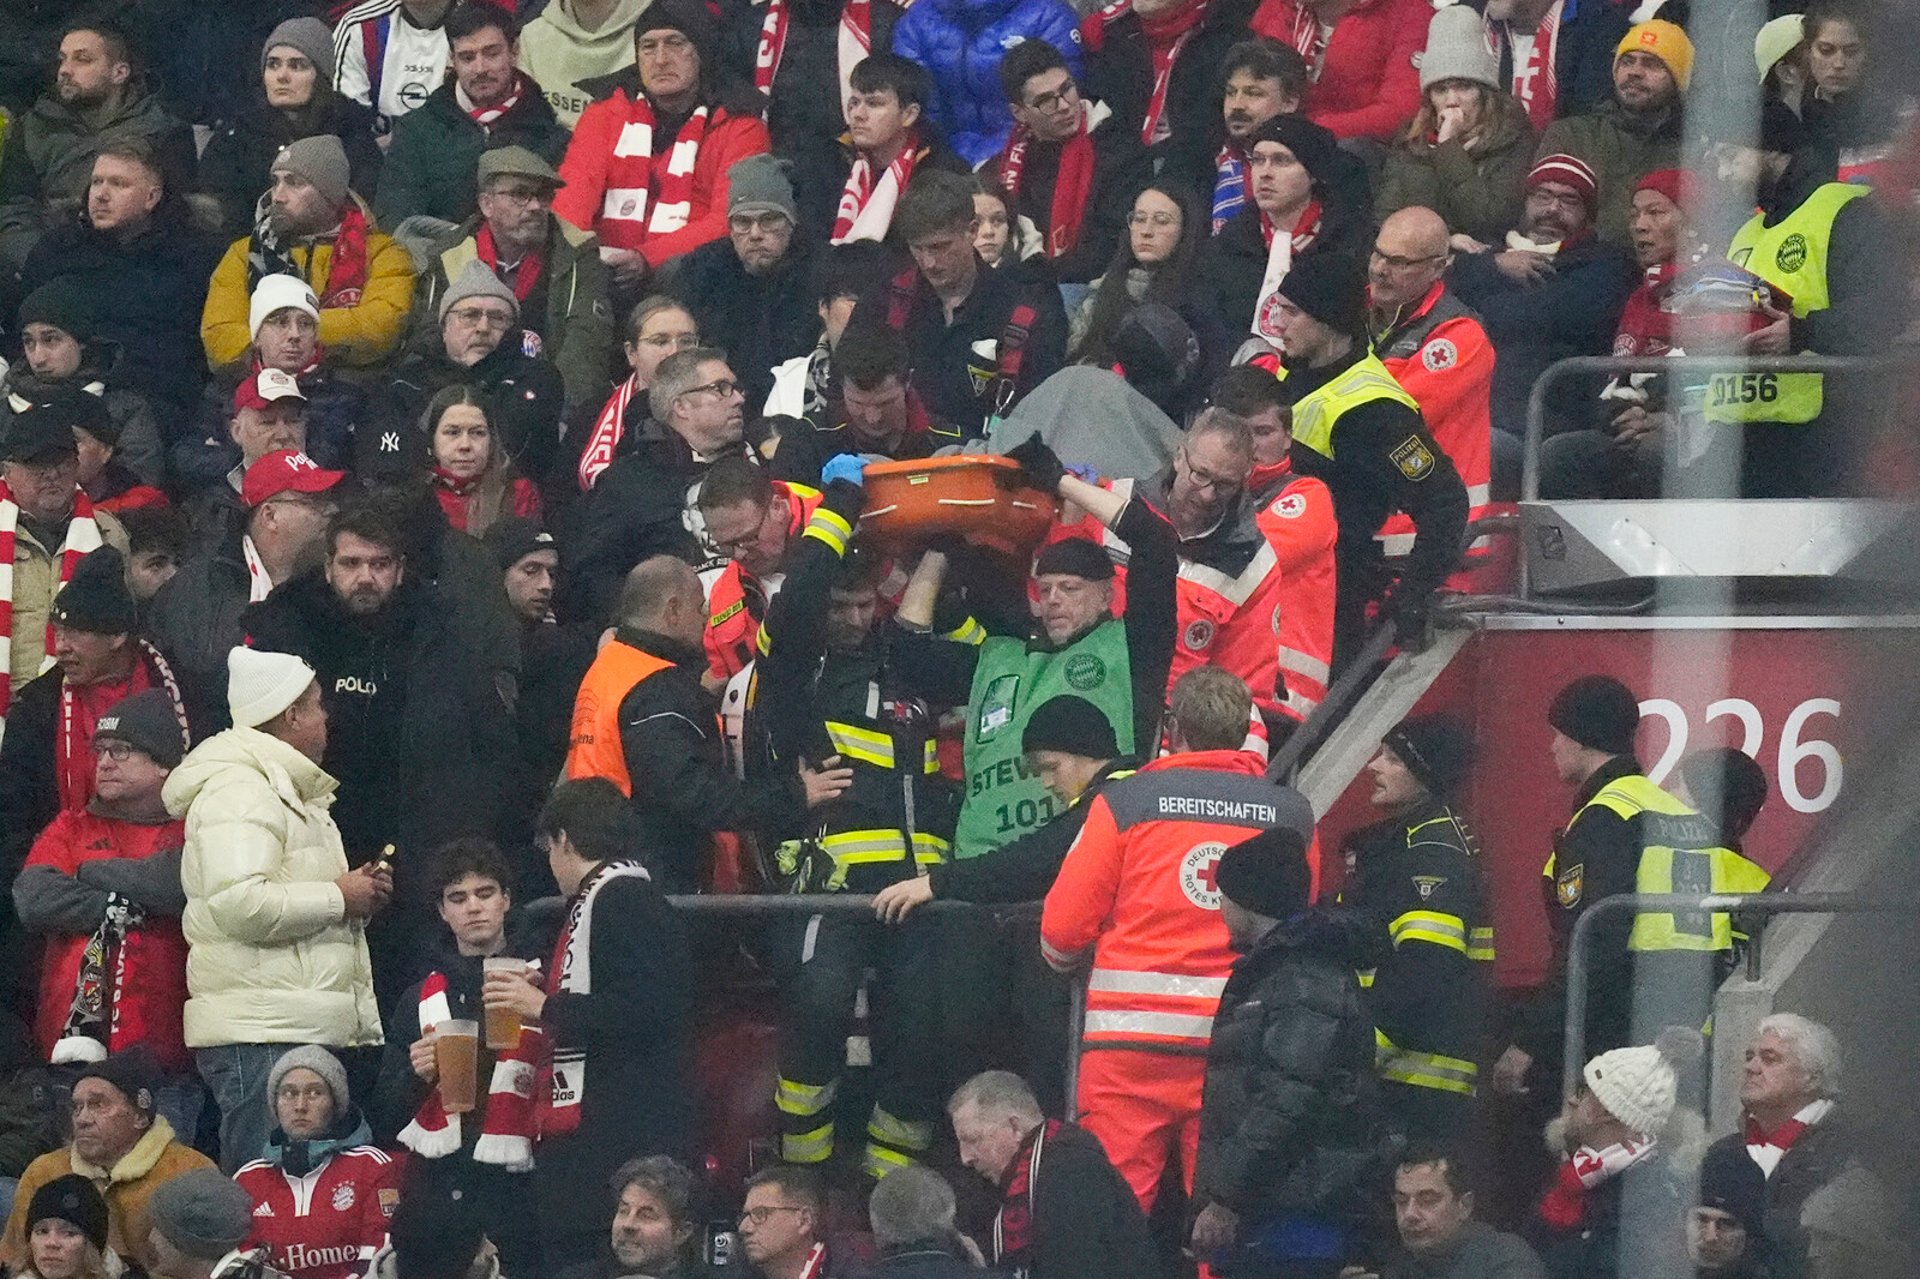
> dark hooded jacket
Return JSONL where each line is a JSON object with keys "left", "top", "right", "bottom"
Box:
{"left": 200, "top": 90, "right": 383, "bottom": 238}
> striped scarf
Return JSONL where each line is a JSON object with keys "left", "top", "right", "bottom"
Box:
{"left": 0, "top": 486, "right": 102, "bottom": 720}
{"left": 1211, "top": 145, "right": 1250, "bottom": 233}
{"left": 1490, "top": 1, "right": 1563, "bottom": 135}
{"left": 539, "top": 860, "right": 652, "bottom": 1138}
{"left": 397, "top": 970, "right": 546, "bottom": 1172}
{"left": 833, "top": 135, "right": 919, "bottom": 244}
{"left": 577, "top": 373, "right": 640, "bottom": 492}
{"left": 754, "top": 0, "right": 875, "bottom": 122}
{"left": 992, "top": 1119, "right": 1061, "bottom": 1272}
{"left": 460, "top": 72, "right": 529, "bottom": 130}
{"left": 595, "top": 93, "right": 709, "bottom": 251}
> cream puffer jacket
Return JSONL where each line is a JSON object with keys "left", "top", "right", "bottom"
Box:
{"left": 163, "top": 726, "right": 382, "bottom": 1049}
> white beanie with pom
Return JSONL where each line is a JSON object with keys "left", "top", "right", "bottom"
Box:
{"left": 1584, "top": 1027, "right": 1704, "bottom": 1138}
{"left": 228, "top": 647, "right": 317, "bottom": 729}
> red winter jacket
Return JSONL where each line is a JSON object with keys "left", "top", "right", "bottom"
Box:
{"left": 1250, "top": 0, "right": 1428, "bottom": 142}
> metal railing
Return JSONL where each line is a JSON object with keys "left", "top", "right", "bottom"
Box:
{"left": 1559, "top": 891, "right": 1917, "bottom": 1100}
{"left": 1266, "top": 620, "right": 1398, "bottom": 784}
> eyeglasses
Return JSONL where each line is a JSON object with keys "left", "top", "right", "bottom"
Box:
{"left": 1179, "top": 448, "right": 1241, "bottom": 494}
{"left": 484, "top": 185, "right": 550, "bottom": 207}
{"left": 1027, "top": 79, "right": 1078, "bottom": 114}
{"left": 92, "top": 741, "right": 140, "bottom": 762}
{"left": 1128, "top": 211, "right": 1180, "bottom": 229}
{"left": 448, "top": 307, "right": 514, "bottom": 329}
{"left": 275, "top": 1083, "right": 332, "bottom": 1103}
{"left": 1526, "top": 186, "right": 1588, "bottom": 213}
{"left": 729, "top": 212, "right": 790, "bottom": 234}
{"left": 1369, "top": 247, "right": 1445, "bottom": 270}
{"left": 683, "top": 378, "right": 740, "bottom": 400}
{"left": 739, "top": 1205, "right": 805, "bottom": 1227}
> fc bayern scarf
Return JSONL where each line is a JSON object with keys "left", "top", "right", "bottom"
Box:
{"left": 539, "top": 860, "right": 653, "bottom": 1138}
{"left": 1272, "top": 0, "right": 1331, "bottom": 81}
{"left": 475, "top": 222, "right": 546, "bottom": 303}
{"left": 832, "top": 134, "right": 919, "bottom": 245}
{"left": 992, "top": 1119, "right": 1061, "bottom": 1272}
{"left": 595, "top": 93, "right": 709, "bottom": 251}
{"left": 0, "top": 485, "right": 102, "bottom": 719}
{"left": 56, "top": 641, "right": 187, "bottom": 813}
{"left": 1537, "top": 1138, "right": 1658, "bottom": 1232}
{"left": 397, "top": 970, "right": 547, "bottom": 1172}
{"left": 994, "top": 107, "right": 1096, "bottom": 260}
{"left": 58, "top": 892, "right": 142, "bottom": 1061}
{"left": 755, "top": 0, "right": 875, "bottom": 122}
{"left": 247, "top": 195, "right": 375, "bottom": 307}
{"left": 1250, "top": 199, "right": 1323, "bottom": 342}
{"left": 459, "top": 71, "right": 529, "bottom": 130}
{"left": 1490, "top": 0, "right": 1563, "bottom": 134}
{"left": 577, "top": 373, "right": 640, "bottom": 491}
{"left": 1135, "top": 0, "right": 1210, "bottom": 145}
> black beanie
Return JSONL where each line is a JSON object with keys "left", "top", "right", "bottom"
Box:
{"left": 1547, "top": 674, "right": 1640, "bottom": 756}
{"left": 1033, "top": 537, "right": 1114, "bottom": 582}
{"left": 93, "top": 688, "right": 189, "bottom": 769}
{"left": 1249, "top": 113, "right": 1338, "bottom": 186}
{"left": 16, "top": 278, "right": 98, "bottom": 346}
{"left": 1021, "top": 695, "right": 1119, "bottom": 759}
{"left": 1275, "top": 253, "right": 1369, "bottom": 341}
{"left": 75, "top": 1045, "right": 161, "bottom": 1118}
{"left": 50, "top": 547, "right": 137, "bottom": 636}
{"left": 28, "top": 1174, "right": 110, "bottom": 1253}
{"left": 481, "top": 515, "right": 556, "bottom": 572}
{"left": 389, "top": 1188, "right": 485, "bottom": 1279}
{"left": 1214, "top": 826, "right": 1312, "bottom": 919}
{"left": 1697, "top": 1140, "right": 1767, "bottom": 1238}
{"left": 638, "top": 0, "right": 719, "bottom": 78}
{"left": 1381, "top": 715, "right": 1473, "bottom": 801}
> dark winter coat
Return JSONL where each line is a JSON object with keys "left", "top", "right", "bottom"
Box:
{"left": 142, "top": 529, "right": 250, "bottom": 737}
{"left": 928, "top": 759, "right": 1137, "bottom": 904}
{"left": 996, "top": 1120, "right": 1157, "bottom": 1279}
{"left": 174, "top": 361, "right": 367, "bottom": 498}
{"left": 1202, "top": 198, "right": 1373, "bottom": 340}
{"left": 1379, "top": 1219, "right": 1546, "bottom": 1279}
{"left": 199, "top": 91, "right": 384, "bottom": 238}
{"left": 860, "top": 1245, "right": 985, "bottom": 1279}
{"left": 1705, "top": 1120, "right": 1859, "bottom": 1279}
{"left": 661, "top": 237, "right": 821, "bottom": 410}
{"left": 889, "top": 0, "right": 1086, "bottom": 165}
{"left": 760, "top": 0, "right": 906, "bottom": 160}
{"left": 1526, "top": 1151, "right": 1688, "bottom": 1279}
{"left": 1079, "top": 0, "right": 1259, "bottom": 172}
{"left": 1375, "top": 94, "right": 1536, "bottom": 248}
{"left": 371, "top": 341, "right": 569, "bottom": 488}
{"left": 0, "top": 358, "right": 165, "bottom": 487}
{"left": 790, "top": 133, "right": 971, "bottom": 248}
{"left": 374, "top": 80, "right": 572, "bottom": 228}
{"left": 987, "top": 111, "right": 1152, "bottom": 284}
{"left": 506, "top": 617, "right": 598, "bottom": 870}
{"left": 1535, "top": 99, "right": 1682, "bottom": 248}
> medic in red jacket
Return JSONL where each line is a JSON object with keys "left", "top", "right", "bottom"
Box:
{"left": 693, "top": 463, "right": 822, "bottom": 682}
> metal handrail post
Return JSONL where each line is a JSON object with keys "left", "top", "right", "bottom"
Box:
{"left": 1265, "top": 620, "right": 1397, "bottom": 783}
{"left": 1559, "top": 892, "right": 1918, "bottom": 1100}
{"left": 1063, "top": 977, "right": 1087, "bottom": 1122}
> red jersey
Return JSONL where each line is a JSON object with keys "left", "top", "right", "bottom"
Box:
{"left": 236, "top": 1147, "right": 399, "bottom": 1279}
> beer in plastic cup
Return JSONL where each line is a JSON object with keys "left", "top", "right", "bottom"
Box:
{"left": 434, "top": 1020, "right": 480, "bottom": 1114}
{"left": 483, "top": 958, "right": 527, "bottom": 1050}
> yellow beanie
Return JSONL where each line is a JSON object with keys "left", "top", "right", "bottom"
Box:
{"left": 1617, "top": 19, "right": 1694, "bottom": 92}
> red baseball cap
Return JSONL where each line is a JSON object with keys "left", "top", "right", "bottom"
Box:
{"left": 243, "top": 449, "right": 346, "bottom": 508}
{"left": 232, "top": 368, "right": 310, "bottom": 414}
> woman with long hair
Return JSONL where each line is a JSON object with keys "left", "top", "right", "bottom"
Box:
{"left": 572, "top": 296, "right": 700, "bottom": 491}
{"left": 424, "top": 386, "right": 542, "bottom": 537}
{"left": 16, "top": 1175, "right": 125, "bottom": 1279}
{"left": 1071, "top": 183, "right": 1217, "bottom": 365}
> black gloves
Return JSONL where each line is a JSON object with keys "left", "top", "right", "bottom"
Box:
{"left": 1006, "top": 431, "right": 1065, "bottom": 493}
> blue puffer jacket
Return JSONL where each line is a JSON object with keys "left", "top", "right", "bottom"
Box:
{"left": 892, "top": 0, "right": 1084, "bottom": 166}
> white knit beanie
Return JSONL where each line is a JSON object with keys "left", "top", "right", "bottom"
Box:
{"left": 1420, "top": 4, "right": 1501, "bottom": 93}
{"left": 227, "top": 647, "right": 316, "bottom": 729}
{"left": 249, "top": 274, "right": 321, "bottom": 340}
{"left": 1583, "top": 1027, "right": 1704, "bottom": 1137}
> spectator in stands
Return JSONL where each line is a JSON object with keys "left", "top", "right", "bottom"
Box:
{"left": 67, "top": 396, "right": 165, "bottom": 517}
{"left": 794, "top": 55, "right": 966, "bottom": 247}
{"left": 1080, "top": 0, "right": 1259, "bottom": 171}
{"left": 1369, "top": 207, "right": 1496, "bottom": 566}
{"left": 572, "top": 296, "right": 701, "bottom": 491}
{"left": 972, "top": 181, "right": 1017, "bottom": 269}
{"left": 15, "top": 142, "right": 222, "bottom": 429}
{"left": 1248, "top": 0, "right": 1427, "bottom": 144}
{"left": 374, "top": 841, "right": 547, "bottom": 1273}
{"left": 763, "top": 248, "right": 875, "bottom": 423}
{"left": 0, "top": 21, "right": 197, "bottom": 280}
{"left": 236, "top": 1047, "right": 396, "bottom": 1279}
{"left": 2, "top": 283, "right": 164, "bottom": 490}
{"left": 410, "top": 147, "right": 614, "bottom": 417}
{"left": 422, "top": 386, "right": 544, "bottom": 536}
{"left": 865, "top": 1165, "right": 980, "bottom": 1278}
{"left": 768, "top": 323, "right": 937, "bottom": 483}
{"left": 15, "top": 1174, "right": 115, "bottom": 1279}
{"left": 1349, "top": 1141, "right": 1546, "bottom": 1279}
{"left": 147, "top": 1168, "right": 276, "bottom": 1279}
{"left": 1535, "top": 20, "right": 1689, "bottom": 246}
{"left": 661, "top": 156, "right": 819, "bottom": 411}
{"left": 200, "top": 20, "right": 383, "bottom": 238}
{"left": 1701, "top": 101, "right": 1890, "bottom": 498}
{"left": 552, "top": 0, "right": 773, "bottom": 292}
{"left": 736, "top": 1165, "right": 835, "bottom": 1279}
{"left": 491, "top": 778, "right": 694, "bottom": 1266}
{"left": 1071, "top": 184, "right": 1221, "bottom": 369}
{"left": 1800, "top": 1168, "right": 1907, "bottom": 1279}
{"left": 1690, "top": 1141, "right": 1769, "bottom": 1279}
{"left": 947, "top": 1070, "right": 1154, "bottom": 1279}
{"left": 520, "top": 0, "right": 654, "bottom": 129}
{"left": 180, "top": 369, "right": 314, "bottom": 548}
{"left": 121, "top": 507, "right": 185, "bottom": 607}
{"left": 1183, "top": 39, "right": 1308, "bottom": 233}
{"left": 0, "top": 408, "right": 134, "bottom": 719}
{"left": 854, "top": 171, "right": 1067, "bottom": 440}
{"left": 333, "top": 0, "right": 457, "bottom": 137}
{"left": 986, "top": 39, "right": 1146, "bottom": 283}
{"left": 749, "top": 0, "right": 910, "bottom": 167}
{"left": 1448, "top": 154, "right": 1637, "bottom": 443}
{"left": 1, "top": 1048, "right": 215, "bottom": 1273}
{"left": 889, "top": 0, "right": 1082, "bottom": 167}
{"left": 1376, "top": 8, "right": 1535, "bottom": 250}
{"left": 1205, "top": 114, "right": 1368, "bottom": 346}
{"left": 376, "top": 3, "right": 572, "bottom": 231}
{"left": 148, "top": 451, "right": 345, "bottom": 736}
{"left": 166, "top": 646, "right": 389, "bottom": 1173}
{"left": 562, "top": 556, "right": 849, "bottom": 889}
{"left": 1482, "top": 0, "right": 1633, "bottom": 133}
{"left": 201, "top": 137, "right": 417, "bottom": 373}
{"left": 376, "top": 264, "right": 567, "bottom": 485}
{"left": 1188, "top": 826, "right": 1380, "bottom": 1273}
{"left": 569, "top": 1155, "right": 707, "bottom": 1279}
{"left": 1799, "top": 0, "right": 1902, "bottom": 186}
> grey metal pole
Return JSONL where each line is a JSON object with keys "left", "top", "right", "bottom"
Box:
{"left": 1063, "top": 976, "right": 1087, "bottom": 1122}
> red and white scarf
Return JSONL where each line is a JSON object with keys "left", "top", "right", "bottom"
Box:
{"left": 795, "top": 1243, "right": 830, "bottom": 1279}
{"left": 992, "top": 1119, "right": 1061, "bottom": 1271}
{"left": 1744, "top": 1099, "right": 1832, "bottom": 1177}
{"left": 241, "top": 534, "right": 275, "bottom": 604}
{"left": 1273, "top": 0, "right": 1331, "bottom": 82}
{"left": 1537, "top": 1138, "right": 1657, "bottom": 1232}
{"left": 832, "top": 134, "right": 919, "bottom": 244}
{"left": 596, "top": 94, "right": 709, "bottom": 251}
{"left": 754, "top": 0, "right": 875, "bottom": 122}
{"left": 1250, "top": 199, "right": 1323, "bottom": 343}
{"left": 1490, "top": 0, "right": 1563, "bottom": 134}
{"left": 0, "top": 485, "right": 102, "bottom": 720}
{"left": 538, "top": 860, "right": 652, "bottom": 1138}
{"left": 1135, "top": 0, "right": 1211, "bottom": 144}
{"left": 994, "top": 104, "right": 1097, "bottom": 261}
{"left": 475, "top": 222, "right": 546, "bottom": 303}
{"left": 459, "top": 72, "right": 530, "bottom": 130}
{"left": 57, "top": 641, "right": 186, "bottom": 812}
{"left": 397, "top": 970, "right": 546, "bottom": 1172}
{"left": 577, "top": 373, "right": 639, "bottom": 492}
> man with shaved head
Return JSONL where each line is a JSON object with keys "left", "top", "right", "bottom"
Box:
{"left": 566, "top": 554, "right": 852, "bottom": 890}
{"left": 1369, "top": 207, "right": 1497, "bottom": 574}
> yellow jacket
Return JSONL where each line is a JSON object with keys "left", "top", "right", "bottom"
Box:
{"left": 2, "top": 1118, "right": 216, "bottom": 1273}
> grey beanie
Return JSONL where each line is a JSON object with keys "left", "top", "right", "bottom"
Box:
{"left": 727, "top": 154, "right": 797, "bottom": 224}
{"left": 269, "top": 1045, "right": 350, "bottom": 1116}
{"left": 1420, "top": 4, "right": 1500, "bottom": 93}
{"left": 263, "top": 18, "right": 337, "bottom": 88}
{"left": 272, "top": 135, "right": 352, "bottom": 211}
{"left": 148, "top": 1170, "right": 256, "bottom": 1261}
{"left": 439, "top": 259, "right": 521, "bottom": 324}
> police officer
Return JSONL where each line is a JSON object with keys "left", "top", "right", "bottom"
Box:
{"left": 1339, "top": 715, "right": 1493, "bottom": 1140}
{"left": 1262, "top": 253, "right": 1470, "bottom": 666}
{"left": 1491, "top": 676, "right": 1771, "bottom": 1099}
{"left": 751, "top": 465, "right": 958, "bottom": 1179}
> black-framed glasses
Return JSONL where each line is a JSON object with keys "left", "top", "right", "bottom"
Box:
{"left": 1369, "top": 247, "right": 1445, "bottom": 270}
{"left": 684, "top": 378, "right": 740, "bottom": 400}
{"left": 1027, "top": 79, "right": 1079, "bottom": 114}
{"left": 739, "top": 1205, "right": 805, "bottom": 1226}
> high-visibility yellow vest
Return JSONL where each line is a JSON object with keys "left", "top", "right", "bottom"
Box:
{"left": 1291, "top": 353, "right": 1422, "bottom": 463}
{"left": 1709, "top": 182, "right": 1873, "bottom": 425}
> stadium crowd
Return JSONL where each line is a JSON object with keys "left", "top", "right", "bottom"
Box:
{"left": 0, "top": 0, "right": 1913, "bottom": 1275}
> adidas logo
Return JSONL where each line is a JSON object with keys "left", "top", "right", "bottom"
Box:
{"left": 253, "top": 1203, "right": 274, "bottom": 1217}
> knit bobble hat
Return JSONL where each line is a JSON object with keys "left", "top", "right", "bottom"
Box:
{"left": 1215, "top": 826, "right": 1313, "bottom": 920}
{"left": 270, "top": 1045, "right": 351, "bottom": 1116}
{"left": 1583, "top": 1026, "right": 1704, "bottom": 1137}
{"left": 1275, "top": 253, "right": 1370, "bottom": 342}
{"left": 27, "top": 1175, "right": 110, "bottom": 1253}
{"left": 439, "top": 260, "right": 521, "bottom": 325}
{"left": 148, "top": 1170, "right": 256, "bottom": 1261}
{"left": 50, "top": 547, "right": 136, "bottom": 637}
{"left": 1420, "top": 4, "right": 1500, "bottom": 93}
{"left": 228, "top": 646, "right": 317, "bottom": 729}
{"left": 271, "top": 135, "right": 352, "bottom": 212}
{"left": 1547, "top": 674, "right": 1640, "bottom": 755}
{"left": 1021, "top": 695, "right": 1120, "bottom": 759}
{"left": 263, "top": 17, "right": 337, "bottom": 88}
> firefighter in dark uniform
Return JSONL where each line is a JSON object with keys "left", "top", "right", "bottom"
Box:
{"left": 1340, "top": 714, "right": 1493, "bottom": 1141}
{"left": 1263, "top": 253, "right": 1470, "bottom": 668}
{"left": 750, "top": 467, "right": 960, "bottom": 1180}
{"left": 1492, "top": 676, "right": 1771, "bottom": 1102}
